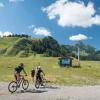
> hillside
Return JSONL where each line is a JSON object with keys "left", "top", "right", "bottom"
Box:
{"left": 0, "top": 37, "right": 19, "bottom": 49}
{"left": 63, "top": 42, "right": 100, "bottom": 60}
{"left": 0, "top": 36, "right": 100, "bottom": 60}
{"left": 3, "top": 36, "right": 67, "bottom": 57}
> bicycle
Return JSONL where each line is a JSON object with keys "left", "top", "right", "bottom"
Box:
{"left": 35, "top": 75, "right": 46, "bottom": 89}
{"left": 8, "top": 75, "right": 29, "bottom": 93}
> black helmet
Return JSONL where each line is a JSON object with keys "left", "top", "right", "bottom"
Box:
{"left": 20, "top": 63, "right": 24, "bottom": 66}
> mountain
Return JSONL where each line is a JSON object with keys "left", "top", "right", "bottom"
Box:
{"left": 5, "top": 38, "right": 32, "bottom": 56}
{"left": 0, "top": 36, "right": 67, "bottom": 57}
{"left": 63, "top": 42, "right": 100, "bottom": 60}
{"left": 0, "top": 36, "right": 100, "bottom": 60}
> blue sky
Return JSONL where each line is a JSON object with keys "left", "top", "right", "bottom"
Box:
{"left": 0, "top": 0, "right": 100, "bottom": 50}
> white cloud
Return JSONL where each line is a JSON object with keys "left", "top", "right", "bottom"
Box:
{"left": 42, "top": 0, "right": 100, "bottom": 28}
{"left": 9, "top": 0, "right": 24, "bottom": 3}
{"left": 33, "top": 27, "right": 52, "bottom": 36}
{"left": 69, "top": 34, "right": 88, "bottom": 41}
{"left": 0, "top": 3, "right": 4, "bottom": 7}
{"left": 0, "top": 32, "right": 13, "bottom": 37}
{"left": 28, "top": 25, "right": 35, "bottom": 29}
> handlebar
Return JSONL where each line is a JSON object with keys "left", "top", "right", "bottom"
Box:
{"left": 20, "top": 74, "right": 27, "bottom": 78}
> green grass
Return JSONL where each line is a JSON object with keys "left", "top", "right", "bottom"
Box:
{"left": 0, "top": 37, "right": 19, "bottom": 49}
{"left": 0, "top": 55, "right": 100, "bottom": 85}
{"left": 0, "top": 37, "right": 43, "bottom": 49}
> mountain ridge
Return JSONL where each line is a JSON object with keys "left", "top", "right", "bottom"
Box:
{"left": 0, "top": 36, "right": 100, "bottom": 60}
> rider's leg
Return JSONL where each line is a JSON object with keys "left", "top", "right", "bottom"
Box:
{"left": 16, "top": 73, "right": 20, "bottom": 87}
{"left": 31, "top": 76, "right": 34, "bottom": 82}
{"left": 39, "top": 76, "right": 44, "bottom": 86}
{"left": 14, "top": 74, "right": 17, "bottom": 81}
{"left": 14, "top": 71, "right": 18, "bottom": 82}
{"left": 36, "top": 75, "right": 39, "bottom": 81}
{"left": 39, "top": 76, "right": 42, "bottom": 83}
{"left": 16, "top": 73, "right": 20, "bottom": 83}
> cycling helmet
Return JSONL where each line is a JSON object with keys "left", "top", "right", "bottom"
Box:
{"left": 20, "top": 63, "right": 24, "bottom": 66}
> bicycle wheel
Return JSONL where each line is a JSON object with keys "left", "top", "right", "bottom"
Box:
{"left": 42, "top": 78, "right": 46, "bottom": 87}
{"left": 35, "top": 80, "right": 40, "bottom": 89}
{"left": 22, "top": 80, "right": 29, "bottom": 90}
{"left": 8, "top": 81, "right": 17, "bottom": 93}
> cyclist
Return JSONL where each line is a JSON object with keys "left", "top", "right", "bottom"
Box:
{"left": 36, "top": 65, "right": 45, "bottom": 84}
{"left": 14, "top": 63, "right": 27, "bottom": 82}
{"left": 31, "top": 68, "right": 35, "bottom": 81}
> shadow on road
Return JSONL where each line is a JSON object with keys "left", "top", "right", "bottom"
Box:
{"left": 15, "top": 85, "right": 59, "bottom": 94}
{"left": 40, "top": 85, "right": 59, "bottom": 89}
{"left": 16, "top": 89, "right": 47, "bottom": 94}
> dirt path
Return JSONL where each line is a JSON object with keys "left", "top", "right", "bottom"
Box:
{"left": 0, "top": 82, "right": 100, "bottom": 100}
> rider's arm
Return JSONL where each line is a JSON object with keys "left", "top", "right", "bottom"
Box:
{"left": 42, "top": 70, "right": 45, "bottom": 76}
{"left": 23, "top": 69, "right": 27, "bottom": 76}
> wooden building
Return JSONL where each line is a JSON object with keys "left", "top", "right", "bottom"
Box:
{"left": 58, "top": 56, "right": 73, "bottom": 67}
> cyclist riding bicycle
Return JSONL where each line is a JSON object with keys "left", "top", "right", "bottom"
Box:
{"left": 14, "top": 63, "right": 27, "bottom": 82}
{"left": 36, "top": 65, "right": 45, "bottom": 84}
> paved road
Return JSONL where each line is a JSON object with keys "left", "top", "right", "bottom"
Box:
{"left": 0, "top": 82, "right": 100, "bottom": 100}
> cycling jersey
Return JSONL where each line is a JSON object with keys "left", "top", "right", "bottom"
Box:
{"left": 36, "top": 69, "right": 43, "bottom": 76}
{"left": 15, "top": 65, "right": 24, "bottom": 73}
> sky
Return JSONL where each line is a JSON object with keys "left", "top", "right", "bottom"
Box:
{"left": 0, "top": 0, "right": 100, "bottom": 50}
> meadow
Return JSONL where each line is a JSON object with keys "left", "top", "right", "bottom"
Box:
{"left": 0, "top": 55, "right": 100, "bottom": 85}
{"left": 0, "top": 37, "right": 19, "bottom": 49}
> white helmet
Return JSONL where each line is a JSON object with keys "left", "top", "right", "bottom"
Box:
{"left": 38, "top": 66, "right": 41, "bottom": 69}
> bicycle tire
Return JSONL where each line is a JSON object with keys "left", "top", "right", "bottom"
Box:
{"left": 42, "top": 78, "right": 46, "bottom": 87}
{"left": 22, "top": 80, "right": 29, "bottom": 90}
{"left": 35, "top": 80, "right": 40, "bottom": 89}
{"left": 8, "top": 81, "right": 17, "bottom": 93}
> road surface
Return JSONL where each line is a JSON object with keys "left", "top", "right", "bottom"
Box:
{"left": 0, "top": 82, "right": 100, "bottom": 100}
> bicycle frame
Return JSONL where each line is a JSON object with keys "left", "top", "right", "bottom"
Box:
{"left": 8, "top": 75, "right": 29, "bottom": 93}
{"left": 17, "top": 76, "right": 24, "bottom": 86}
{"left": 35, "top": 75, "right": 46, "bottom": 88}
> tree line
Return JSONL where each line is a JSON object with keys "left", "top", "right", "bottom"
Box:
{"left": 0, "top": 35, "right": 100, "bottom": 60}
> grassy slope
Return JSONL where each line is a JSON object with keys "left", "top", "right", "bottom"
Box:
{"left": 0, "top": 55, "right": 100, "bottom": 85}
{"left": 0, "top": 37, "right": 43, "bottom": 49}
{"left": 0, "top": 37, "right": 19, "bottom": 49}
{"left": 0, "top": 37, "right": 100, "bottom": 85}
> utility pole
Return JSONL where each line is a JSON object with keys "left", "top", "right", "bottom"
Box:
{"left": 77, "top": 47, "right": 80, "bottom": 66}
{"left": 69, "top": 34, "right": 87, "bottom": 67}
